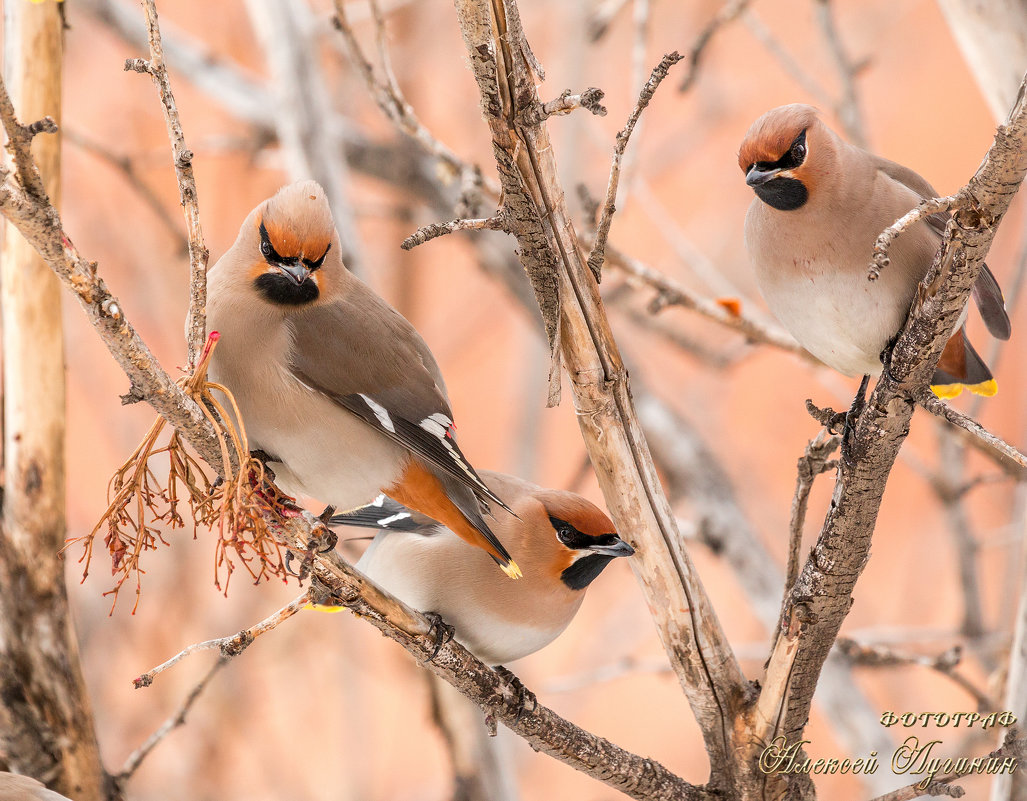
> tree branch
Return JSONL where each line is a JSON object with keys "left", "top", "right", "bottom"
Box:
{"left": 450, "top": 0, "right": 748, "bottom": 785}
{"left": 127, "top": 0, "right": 209, "bottom": 370}
{"left": 916, "top": 390, "right": 1027, "bottom": 471}
{"left": 785, "top": 429, "right": 840, "bottom": 595}
{"left": 599, "top": 238, "right": 816, "bottom": 361}
{"left": 587, "top": 52, "right": 682, "bottom": 282}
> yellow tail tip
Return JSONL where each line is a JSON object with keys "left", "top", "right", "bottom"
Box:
{"left": 304, "top": 602, "right": 347, "bottom": 614}
{"left": 931, "top": 379, "right": 998, "bottom": 400}
{"left": 500, "top": 560, "right": 523, "bottom": 580}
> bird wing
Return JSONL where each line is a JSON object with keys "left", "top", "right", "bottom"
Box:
{"left": 329, "top": 494, "right": 439, "bottom": 534}
{"left": 873, "top": 155, "right": 1011, "bottom": 340}
{"left": 286, "top": 291, "right": 513, "bottom": 516}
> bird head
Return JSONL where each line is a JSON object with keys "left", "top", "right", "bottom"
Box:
{"left": 738, "top": 104, "right": 832, "bottom": 212}
{"left": 248, "top": 180, "right": 339, "bottom": 306}
{"left": 536, "top": 491, "right": 634, "bottom": 591}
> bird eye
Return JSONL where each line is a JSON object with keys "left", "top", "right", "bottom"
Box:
{"left": 557, "top": 524, "right": 574, "bottom": 545}
{"left": 790, "top": 133, "right": 807, "bottom": 164}
{"left": 260, "top": 239, "right": 272, "bottom": 258}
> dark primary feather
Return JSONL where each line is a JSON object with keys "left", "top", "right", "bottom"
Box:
{"left": 330, "top": 496, "right": 436, "bottom": 534}
{"left": 873, "top": 155, "right": 1011, "bottom": 341}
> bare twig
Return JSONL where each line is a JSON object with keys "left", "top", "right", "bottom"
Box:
{"left": 917, "top": 389, "right": 1027, "bottom": 471}
{"left": 401, "top": 213, "right": 509, "bottom": 250}
{"left": 81, "top": 0, "right": 274, "bottom": 133}
{"left": 134, "top": 596, "right": 306, "bottom": 687}
{"left": 601, "top": 239, "right": 816, "bottom": 360}
{"left": 785, "top": 429, "right": 840, "bottom": 595}
{"left": 869, "top": 193, "right": 963, "bottom": 279}
{"left": 837, "top": 640, "right": 996, "bottom": 711}
{"left": 332, "top": 0, "right": 495, "bottom": 195}
{"left": 116, "top": 656, "right": 227, "bottom": 784}
{"left": 677, "top": 0, "right": 752, "bottom": 93}
{"left": 586, "top": 52, "right": 683, "bottom": 281}
{"left": 936, "top": 429, "right": 988, "bottom": 640}
{"left": 526, "top": 88, "right": 608, "bottom": 124}
{"left": 128, "top": 0, "right": 209, "bottom": 370}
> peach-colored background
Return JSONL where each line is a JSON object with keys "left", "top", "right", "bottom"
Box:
{"left": 18, "top": 0, "right": 1026, "bottom": 798}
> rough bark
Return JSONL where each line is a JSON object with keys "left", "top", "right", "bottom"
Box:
{"left": 450, "top": 0, "right": 748, "bottom": 788}
{"left": 0, "top": 4, "right": 111, "bottom": 799}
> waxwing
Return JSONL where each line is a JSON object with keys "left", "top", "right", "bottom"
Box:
{"left": 207, "top": 181, "right": 520, "bottom": 577}
{"left": 331, "top": 470, "right": 634, "bottom": 664}
{"left": 740, "top": 104, "right": 1010, "bottom": 398}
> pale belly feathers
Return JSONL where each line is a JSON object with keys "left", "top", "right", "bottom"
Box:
{"left": 358, "top": 529, "right": 578, "bottom": 665}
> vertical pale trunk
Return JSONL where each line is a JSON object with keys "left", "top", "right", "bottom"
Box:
{"left": 0, "top": 3, "right": 109, "bottom": 799}
{"left": 937, "top": 0, "right": 1027, "bottom": 123}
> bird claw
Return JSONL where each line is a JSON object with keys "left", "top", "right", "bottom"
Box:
{"left": 840, "top": 374, "right": 870, "bottom": 462}
{"left": 423, "top": 612, "right": 455, "bottom": 662}
{"left": 492, "top": 665, "right": 537, "bottom": 724}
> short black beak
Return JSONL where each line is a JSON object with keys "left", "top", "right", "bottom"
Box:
{"left": 277, "top": 262, "right": 312, "bottom": 285}
{"left": 588, "top": 537, "right": 635, "bottom": 558}
{"left": 746, "top": 166, "right": 780, "bottom": 188}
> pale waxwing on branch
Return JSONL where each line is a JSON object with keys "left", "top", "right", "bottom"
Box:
{"left": 206, "top": 181, "right": 521, "bottom": 578}
{"left": 739, "top": 104, "right": 1010, "bottom": 398}
{"left": 331, "top": 470, "right": 634, "bottom": 665}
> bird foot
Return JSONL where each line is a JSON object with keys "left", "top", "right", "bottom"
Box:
{"left": 283, "top": 527, "right": 338, "bottom": 579}
{"left": 423, "top": 612, "right": 455, "bottom": 663}
{"left": 492, "top": 665, "right": 537, "bottom": 724}
{"left": 840, "top": 374, "right": 870, "bottom": 462}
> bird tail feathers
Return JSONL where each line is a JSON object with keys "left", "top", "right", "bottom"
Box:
{"left": 931, "top": 327, "right": 997, "bottom": 399}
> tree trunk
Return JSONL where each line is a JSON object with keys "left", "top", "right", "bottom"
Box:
{"left": 0, "top": 3, "right": 111, "bottom": 799}
{"left": 937, "top": 0, "right": 1027, "bottom": 123}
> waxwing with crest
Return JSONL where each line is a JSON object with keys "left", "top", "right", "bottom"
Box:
{"left": 206, "top": 181, "right": 521, "bottom": 577}
{"left": 739, "top": 104, "right": 1010, "bottom": 398}
{"left": 331, "top": 470, "right": 634, "bottom": 664}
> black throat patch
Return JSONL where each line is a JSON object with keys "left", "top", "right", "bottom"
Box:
{"left": 561, "top": 554, "right": 617, "bottom": 591}
{"left": 254, "top": 272, "right": 320, "bottom": 306}
{"left": 755, "top": 177, "right": 809, "bottom": 211}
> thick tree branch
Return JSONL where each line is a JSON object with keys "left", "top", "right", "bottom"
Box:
{"left": 451, "top": 0, "right": 748, "bottom": 787}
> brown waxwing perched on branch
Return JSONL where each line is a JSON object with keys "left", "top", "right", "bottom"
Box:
{"left": 331, "top": 470, "right": 634, "bottom": 664}
{"left": 207, "top": 181, "right": 521, "bottom": 578}
{"left": 740, "top": 104, "right": 1011, "bottom": 398}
